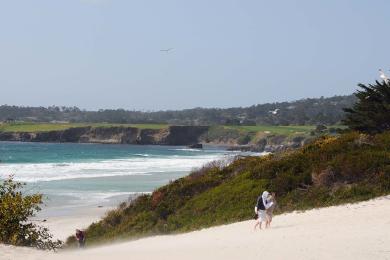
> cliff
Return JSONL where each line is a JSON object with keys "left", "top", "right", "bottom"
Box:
{"left": 0, "top": 124, "right": 320, "bottom": 152}
{"left": 0, "top": 126, "right": 209, "bottom": 146}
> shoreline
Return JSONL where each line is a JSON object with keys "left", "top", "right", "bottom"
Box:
{"left": 0, "top": 140, "right": 236, "bottom": 152}
{"left": 37, "top": 206, "right": 111, "bottom": 241}
{"left": 1, "top": 195, "right": 389, "bottom": 260}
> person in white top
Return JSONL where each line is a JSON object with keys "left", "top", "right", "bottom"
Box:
{"left": 266, "top": 192, "right": 277, "bottom": 228}
{"left": 253, "top": 191, "right": 273, "bottom": 230}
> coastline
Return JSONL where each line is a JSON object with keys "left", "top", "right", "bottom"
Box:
{"left": 1, "top": 195, "right": 389, "bottom": 260}
{"left": 0, "top": 125, "right": 209, "bottom": 146}
{"left": 0, "top": 123, "right": 316, "bottom": 154}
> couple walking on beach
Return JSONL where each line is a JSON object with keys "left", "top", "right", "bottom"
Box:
{"left": 254, "top": 191, "right": 276, "bottom": 230}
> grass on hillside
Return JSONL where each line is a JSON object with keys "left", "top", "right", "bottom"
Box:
{"left": 68, "top": 131, "right": 390, "bottom": 246}
{"left": 0, "top": 122, "right": 169, "bottom": 132}
{"left": 203, "top": 125, "right": 343, "bottom": 145}
{"left": 225, "top": 125, "right": 316, "bottom": 135}
{"left": 225, "top": 125, "right": 346, "bottom": 135}
{"left": 0, "top": 122, "right": 344, "bottom": 135}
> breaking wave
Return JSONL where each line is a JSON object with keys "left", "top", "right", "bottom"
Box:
{"left": 0, "top": 154, "right": 224, "bottom": 182}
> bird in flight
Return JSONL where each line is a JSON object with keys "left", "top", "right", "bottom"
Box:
{"left": 379, "top": 69, "right": 389, "bottom": 84}
{"left": 160, "top": 48, "right": 173, "bottom": 52}
{"left": 269, "top": 108, "right": 280, "bottom": 115}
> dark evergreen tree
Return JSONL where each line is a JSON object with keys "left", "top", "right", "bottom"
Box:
{"left": 343, "top": 81, "right": 390, "bottom": 134}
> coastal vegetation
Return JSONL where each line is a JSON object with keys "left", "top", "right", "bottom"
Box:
{"left": 0, "top": 176, "right": 62, "bottom": 250}
{"left": 67, "top": 130, "right": 390, "bottom": 246}
{"left": 201, "top": 124, "right": 342, "bottom": 150}
{"left": 202, "top": 125, "right": 315, "bottom": 144}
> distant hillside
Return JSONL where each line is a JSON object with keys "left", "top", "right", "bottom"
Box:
{"left": 0, "top": 122, "right": 341, "bottom": 152}
{"left": 67, "top": 131, "right": 390, "bottom": 246}
{"left": 0, "top": 95, "right": 356, "bottom": 125}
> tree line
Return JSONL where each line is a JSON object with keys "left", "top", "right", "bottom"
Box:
{"left": 0, "top": 95, "right": 355, "bottom": 125}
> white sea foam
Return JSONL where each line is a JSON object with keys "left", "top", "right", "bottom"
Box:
{"left": 0, "top": 154, "right": 225, "bottom": 182}
{"left": 170, "top": 148, "right": 202, "bottom": 152}
{"left": 133, "top": 153, "right": 150, "bottom": 157}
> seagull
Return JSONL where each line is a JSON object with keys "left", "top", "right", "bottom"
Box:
{"left": 269, "top": 108, "right": 280, "bottom": 115}
{"left": 160, "top": 48, "right": 173, "bottom": 52}
{"left": 379, "top": 69, "right": 389, "bottom": 84}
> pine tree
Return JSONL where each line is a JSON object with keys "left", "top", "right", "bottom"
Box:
{"left": 343, "top": 80, "right": 390, "bottom": 134}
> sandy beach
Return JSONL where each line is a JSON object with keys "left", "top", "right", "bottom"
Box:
{"left": 1, "top": 195, "right": 389, "bottom": 260}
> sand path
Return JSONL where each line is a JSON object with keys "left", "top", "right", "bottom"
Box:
{"left": 1, "top": 196, "right": 390, "bottom": 260}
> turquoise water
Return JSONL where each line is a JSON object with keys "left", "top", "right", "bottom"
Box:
{"left": 0, "top": 142, "right": 231, "bottom": 215}
{"left": 0, "top": 141, "right": 225, "bottom": 164}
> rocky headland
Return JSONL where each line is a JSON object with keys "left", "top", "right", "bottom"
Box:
{"left": 0, "top": 126, "right": 209, "bottom": 146}
{"left": 0, "top": 125, "right": 317, "bottom": 152}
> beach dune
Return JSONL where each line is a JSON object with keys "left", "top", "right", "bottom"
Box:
{"left": 1, "top": 196, "right": 389, "bottom": 260}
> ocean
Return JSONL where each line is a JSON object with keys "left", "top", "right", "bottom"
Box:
{"left": 0, "top": 142, "right": 233, "bottom": 216}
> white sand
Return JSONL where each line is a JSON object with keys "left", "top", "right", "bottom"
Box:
{"left": 38, "top": 207, "right": 110, "bottom": 241}
{"left": 1, "top": 196, "right": 390, "bottom": 260}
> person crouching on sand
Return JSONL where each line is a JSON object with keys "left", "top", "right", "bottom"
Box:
{"left": 266, "top": 192, "right": 277, "bottom": 228}
{"left": 75, "top": 229, "right": 86, "bottom": 248}
{"left": 254, "top": 191, "right": 273, "bottom": 230}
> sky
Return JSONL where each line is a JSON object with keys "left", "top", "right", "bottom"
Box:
{"left": 1, "top": 0, "right": 390, "bottom": 111}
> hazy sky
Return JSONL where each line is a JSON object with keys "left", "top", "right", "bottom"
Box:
{"left": 1, "top": 0, "right": 390, "bottom": 110}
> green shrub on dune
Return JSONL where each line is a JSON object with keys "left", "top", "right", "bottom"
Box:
{"left": 0, "top": 177, "right": 62, "bottom": 250}
{"left": 68, "top": 131, "right": 390, "bottom": 246}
